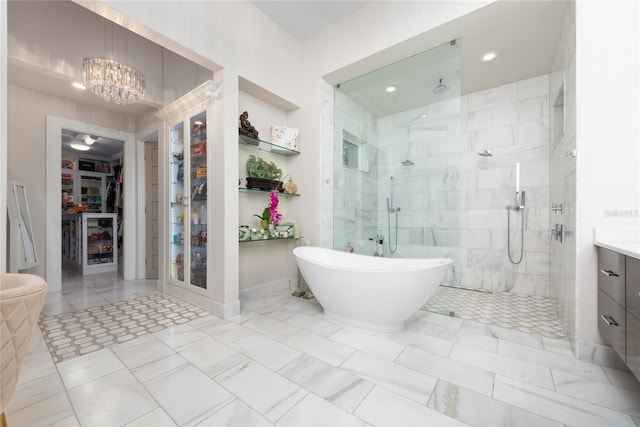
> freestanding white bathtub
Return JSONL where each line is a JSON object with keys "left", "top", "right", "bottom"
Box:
{"left": 293, "top": 246, "right": 452, "bottom": 333}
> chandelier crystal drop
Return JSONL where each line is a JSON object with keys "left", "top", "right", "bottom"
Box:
{"left": 83, "top": 57, "right": 145, "bottom": 105}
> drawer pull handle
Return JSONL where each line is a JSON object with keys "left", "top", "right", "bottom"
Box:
{"left": 600, "top": 314, "right": 619, "bottom": 327}
{"left": 600, "top": 269, "right": 619, "bottom": 278}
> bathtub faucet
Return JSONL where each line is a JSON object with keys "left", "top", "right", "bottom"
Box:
{"left": 369, "top": 232, "right": 384, "bottom": 257}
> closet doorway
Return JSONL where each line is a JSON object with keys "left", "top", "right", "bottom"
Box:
{"left": 46, "top": 116, "right": 136, "bottom": 293}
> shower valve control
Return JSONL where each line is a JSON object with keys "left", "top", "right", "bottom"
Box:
{"left": 553, "top": 223, "right": 565, "bottom": 243}
{"left": 551, "top": 204, "right": 567, "bottom": 215}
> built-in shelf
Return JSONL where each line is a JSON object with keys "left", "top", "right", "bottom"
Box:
{"left": 239, "top": 135, "right": 300, "bottom": 156}
{"left": 239, "top": 236, "right": 297, "bottom": 243}
{"left": 239, "top": 187, "right": 300, "bottom": 197}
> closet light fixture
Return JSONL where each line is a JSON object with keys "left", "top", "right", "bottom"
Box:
{"left": 385, "top": 85, "right": 397, "bottom": 93}
{"left": 70, "top": 143, "right": 91, "bottom": 152}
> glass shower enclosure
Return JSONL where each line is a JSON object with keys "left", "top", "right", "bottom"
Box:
{"left": 333, "top": 39, "right": 462, "bottom": 284}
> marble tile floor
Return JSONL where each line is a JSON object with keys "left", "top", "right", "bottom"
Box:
{"left": 8, "top": 286, "right": 640, "bottom": 426}
{"left": 42, "top": 268, "right": 160, "bottom": 317}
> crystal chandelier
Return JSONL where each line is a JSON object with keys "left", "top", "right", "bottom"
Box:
{"left": 83, "top": 57, "right": 145, "bottom": 105}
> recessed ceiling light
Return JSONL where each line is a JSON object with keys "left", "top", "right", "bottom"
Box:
{"left": 70, "top": 143, "right": 91, "bottom": 151}
{"left": 481, "top": 51, "right": 498, "bottom": 62}
{"left": 71, "top": 82, "right": 86, "bottom": 90}
{"left": 385, "top": 85, "right": 397, "bottom": 93}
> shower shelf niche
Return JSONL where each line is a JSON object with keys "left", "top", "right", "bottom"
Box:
{"left": 239, "top": 135, "right": 300, "bottom": 156}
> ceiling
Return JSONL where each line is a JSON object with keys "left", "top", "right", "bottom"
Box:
{"left": 61, "top": 129, "right": 123, "bottom": 160}
{"left": 250, "top": 1, "right": 370, "bottom": 40}
{"left": 8, "top": 0, "right": 569, "bottom": 146}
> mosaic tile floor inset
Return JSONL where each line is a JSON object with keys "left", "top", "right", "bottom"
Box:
{"left": 39, "top": 293, "right": 209, "bottom": 362}
{"left": 422, "top": 285, "right": 568, "bottom": 340}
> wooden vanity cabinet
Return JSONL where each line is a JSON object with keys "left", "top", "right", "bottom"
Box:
{"left": 597, "top": 247, "right": 640, "bottom": 380}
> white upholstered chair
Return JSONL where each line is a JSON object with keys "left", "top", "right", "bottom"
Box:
{"left": 0, "top": 274, "right": 47, "bottom": 427}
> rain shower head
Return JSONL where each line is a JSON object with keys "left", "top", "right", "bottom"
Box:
{"left": 401, "top": 160, "right": 414, "bottom": 166}
{"left": 478, "top": 149, "right": 493, "bottom": 157}
{"left": 432, "top": 78, "right": 449, "bottom": 95}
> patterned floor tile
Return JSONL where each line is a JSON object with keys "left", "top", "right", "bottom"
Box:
{"left": 422, "top": 285, "right": 568, "bottom": 340}
{"left": 39, "top": 293, "right": 209, "bottom": 362}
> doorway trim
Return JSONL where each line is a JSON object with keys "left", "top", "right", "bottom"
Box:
{"left": 46, "top": 115, "right": 136, "bottom": 292}
{"left": 135, "top": 121, "right": 160, "bottom": 280}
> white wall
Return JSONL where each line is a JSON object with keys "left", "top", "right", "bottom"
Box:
{"left": 575, "top": 0, "right": 640, "bottom": 359}
{"left": 0, "top": 0, "right": 7, "bottom": 273}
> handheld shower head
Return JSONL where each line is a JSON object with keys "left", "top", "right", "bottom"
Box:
{"left": 401, "top": 160, "right": 414, "bottom": 166}
{"left": 478, "top": 149, "right": 493, "bottom": 157}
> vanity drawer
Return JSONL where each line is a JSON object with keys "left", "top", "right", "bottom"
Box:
{"left": 627, "top": 312, "right": 640, "bottom": 380}
{"left": 626, "top": 257, "right": 640, "bottom": 319}
{"left": 598, "top": 288, "right": 626, "bottom": 362}
{"left": 598, "top": 247, "right": 626, "bottom": 305}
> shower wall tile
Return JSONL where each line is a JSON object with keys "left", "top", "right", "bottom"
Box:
{"left": 518, "top": 96, "right": 549, "bottom": 122}
{"left": 518, "top": 118, "right": 549, "bottom": 145}
{"left": 518, "top": 75, "right": 550, "bottom": 100}
{"left": 492, "top": 102, "right": 519, "bottom": 127}
{"left": 467, "top": 125, "right": 517, "bottom": 151}
{"left": 466, "top": 108, "right": 493, "bottom": 131}
{"left": 325, "top": 74, "right": 550, "bottom": 297}
{"left": 467, "top": 82, "right": 517, "bottom": 112}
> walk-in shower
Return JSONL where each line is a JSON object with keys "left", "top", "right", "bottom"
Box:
{"left": 331, "top": 36, "right": 552, "bottom": 302}
{"left": 333, "top": 39, "right": 462, "bottom": 280}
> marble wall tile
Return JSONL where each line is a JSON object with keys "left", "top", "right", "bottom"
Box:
{"left": 327, "top": 74, "right": 550, "bottom": 296}
{"left": 518, "top": 96, "right": 549, "bottom": 123}
{"left": 467, "top": 82, "right": 517, "bottom": 112}
{"left": 518, "top": 75, "right": 550, "bottom": 100}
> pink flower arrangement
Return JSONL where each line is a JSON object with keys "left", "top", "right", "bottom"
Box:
{"left": 269, "top": 191, "right": 282, "bottom": 225}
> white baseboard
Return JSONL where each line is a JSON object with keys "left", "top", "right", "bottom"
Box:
{"left": 240, "top": 278, "right": 297, "bottom": 303}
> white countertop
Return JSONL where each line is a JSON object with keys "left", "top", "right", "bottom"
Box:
{"left": 594, "top": 227, "right": 640, "bottom": 259}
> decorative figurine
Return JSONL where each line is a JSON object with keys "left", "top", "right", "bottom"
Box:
{"left": 239, "top": 111, "right": 259, "bottom": 139}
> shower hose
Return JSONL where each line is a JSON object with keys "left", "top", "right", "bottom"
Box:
{"left": 507, "top": 207, "right": 524, "bottom": 264}
{"left": 387, "top": 208, "right": 398, "bottom": 255}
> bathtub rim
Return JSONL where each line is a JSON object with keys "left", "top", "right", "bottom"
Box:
{"left": 293, "top": 246, "right": 453, "bottom": 272}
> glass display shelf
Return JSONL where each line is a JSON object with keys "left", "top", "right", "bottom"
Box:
{"left": 239, "top": 236, "right": 297, "bottom": 243}
{"left": 239, "top": 134, "right": 300, "bottom": 156}
{"left": 239, "top": 187, "right": 300, "bottom": 197}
